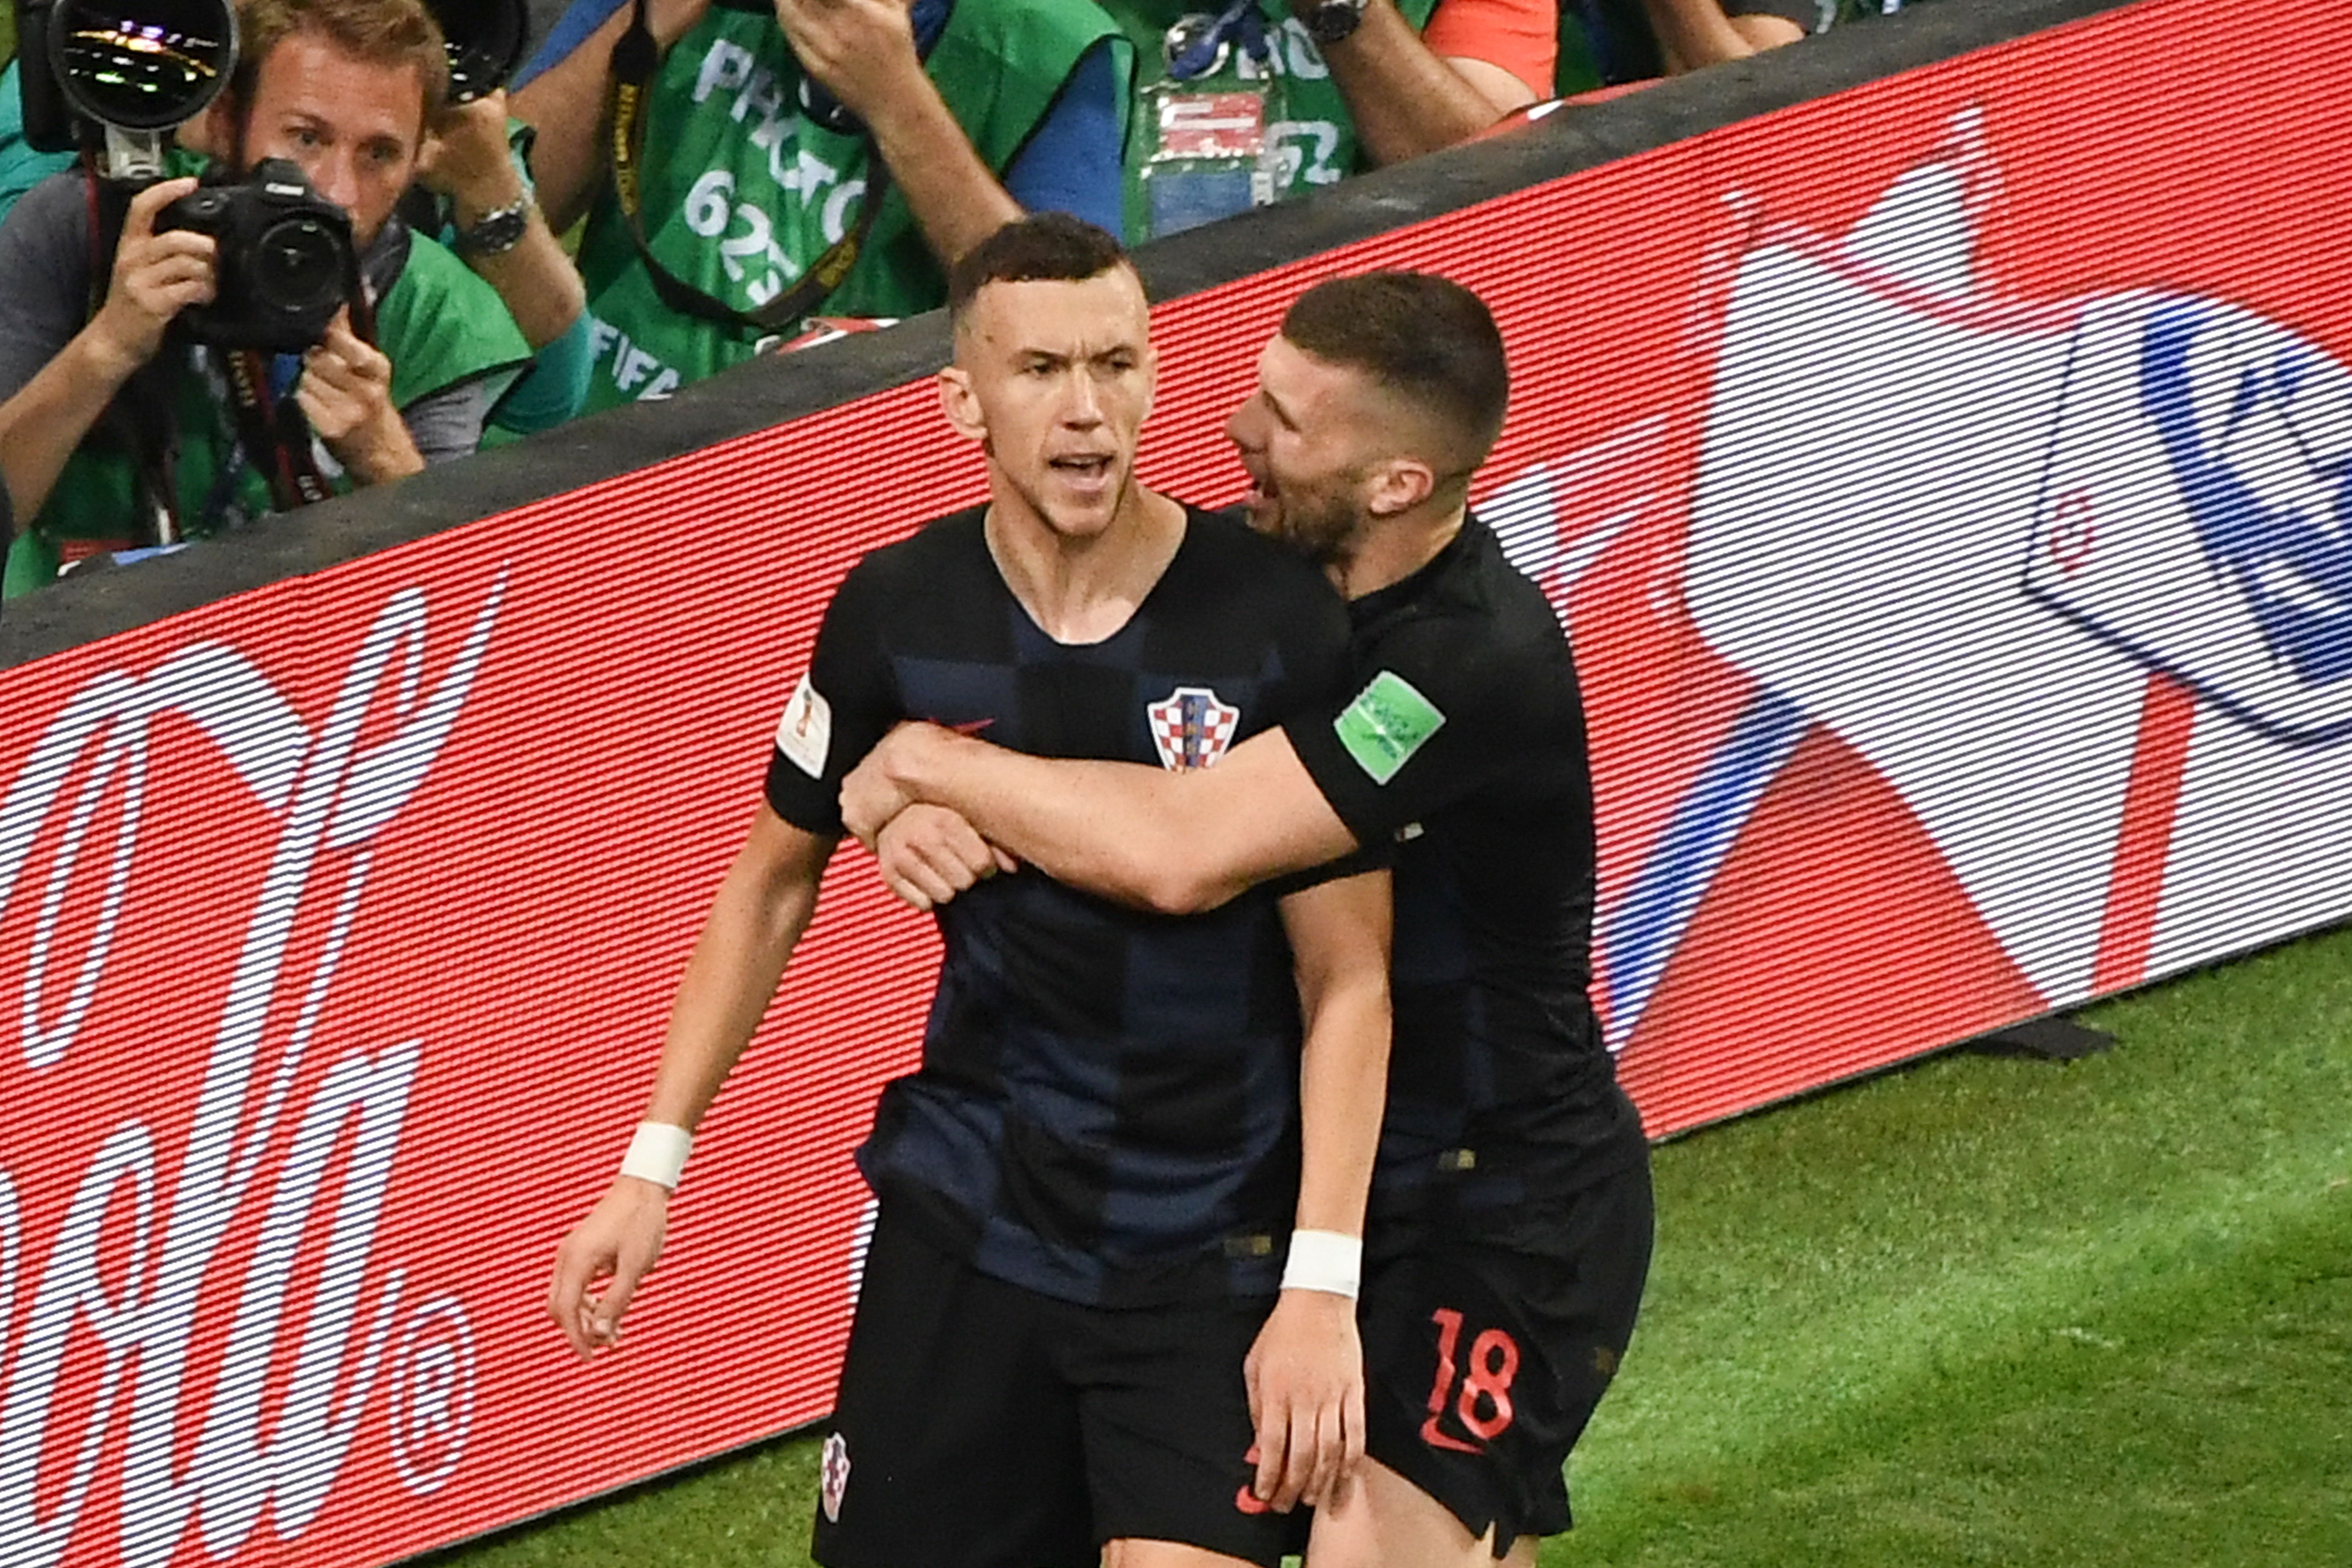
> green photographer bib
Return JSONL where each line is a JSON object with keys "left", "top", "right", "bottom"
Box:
{"left": 3, "top": 229, "right": 527, "bottom": 598}
{"left": 1100, "top": 0, "right": 1438, "bottom": 242}
{"left": 572, "top": 0, "right": 1127, "bottom": 413}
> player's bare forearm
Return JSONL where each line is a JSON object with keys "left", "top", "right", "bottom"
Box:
{"left": 864, "top": 722, "right": 1358, "bottom": 914}
{"left": 865, "top": 84, "right": 1022, "bottom": 267}
{"left": 1246, "top": 871, "right": 1386, "bottom": 1510}
{"left": 638, "top": 803, "right": 833, "bottom": 1130}
{"left": 1317, "top": 0, "right": 1536, "bottom": 165}
{"left": 1280, "top": 870, "right": 1392, "bottom": 1241}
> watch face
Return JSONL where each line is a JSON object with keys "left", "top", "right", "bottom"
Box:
{"left": 1305, "top": 0, "right": 1364, "bottom": 45}
{"left": 463, "top": 204, "right": 531, "bottom": 255}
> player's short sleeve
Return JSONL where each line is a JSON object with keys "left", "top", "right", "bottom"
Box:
{"left": 1285, "top": 620, "right": 1584, "bottom": 845}
{"left": 762, "top": 564, "right": 902, "bottom": 836}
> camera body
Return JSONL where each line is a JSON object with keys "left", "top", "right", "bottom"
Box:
{"left": 158, "top": 160, "right": 358, "bottom": 355}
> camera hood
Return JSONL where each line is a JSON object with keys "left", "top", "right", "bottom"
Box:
{"left": 15, "top": 0, "right": 239, "bottom": 150}
{"left": 426, "top": 0, "right": 530, "bottom": 106}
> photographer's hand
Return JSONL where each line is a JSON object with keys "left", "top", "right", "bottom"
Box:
{"left": 420, "top": 93, "right": 527, "bottom": 221}
{"left": 771, "top": 0, "right": 1018, "bottom": 267}
{"left": 0, "top": 177, "right": 214, "bottom": 523}
{"left": 773, "top": 0, "right": 924, "bottom": 126}
{"left": 299, "top": 312, "right": 423, "bottom": 487}
{"left": 91, "top": 178, "right": 217, "bottom": 378}
{"left": 419, "top": 92, "right": 585, "bottom": 351}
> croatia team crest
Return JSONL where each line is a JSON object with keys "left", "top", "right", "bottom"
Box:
{"left": 821, "top": 1432, "right": 851, "bottom": 1522}
{"left": 1148, "top": 685, "right": 1242, "bottom": 770}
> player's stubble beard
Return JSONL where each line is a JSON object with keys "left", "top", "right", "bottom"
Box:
{"left": 1258, "top": 468, "right": 1370, "bottom": 570}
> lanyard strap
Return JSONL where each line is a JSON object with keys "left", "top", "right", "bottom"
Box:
{"left": 1166, "top": 0, "right": 1272, "bottom": 81}
{"left": 606, "top": 0, "right": 890, "bottom": 334}
{"left": 221, "top": 346, "right": 333, "bottom": 513}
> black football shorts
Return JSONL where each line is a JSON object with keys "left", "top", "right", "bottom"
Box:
{"left": 1357, "top": 1153, "right": 1655, "bottom": 1555}
{"left": 810, "top": 1204, "right": 1293, "bottom": 1568}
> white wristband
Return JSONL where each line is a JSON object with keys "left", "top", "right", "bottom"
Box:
{"left": 619, "top": 1122, "right": 693, "bottom": 1191}
{"left": 1280, "top": 1229, "right": 1362, "bottom": 1299}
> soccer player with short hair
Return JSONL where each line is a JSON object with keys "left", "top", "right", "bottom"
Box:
{"left": 546, "top": 214, "right": 1394, "bottom": 1568}
{"left": 841, "top": 271, "right": 1653, "bottom": 1566}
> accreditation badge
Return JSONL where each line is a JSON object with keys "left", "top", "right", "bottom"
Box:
{"left": 1138, "top": 8, "right": 1280, "bottom": 239}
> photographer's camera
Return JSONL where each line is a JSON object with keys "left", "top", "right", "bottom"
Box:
{"left": 156, "top": 161, "right": 356, "bottom": 354}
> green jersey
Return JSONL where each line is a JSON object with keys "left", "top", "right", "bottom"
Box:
{"left": 4, "top": 228, "right": 528, "bottom": 598}
{"left": 573, "top": 0, "right": 1129, "bottom": 413}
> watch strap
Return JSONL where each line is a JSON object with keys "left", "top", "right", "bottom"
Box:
{"left": 454, "top": 193, "right": 534, "bottom": 256}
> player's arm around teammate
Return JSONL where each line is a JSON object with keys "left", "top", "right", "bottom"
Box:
{"left": 852, "top": 710, "right": 1352, "bottom": 916}
{"left": 546, "top": 804, "right": 830, "bottom": 1353}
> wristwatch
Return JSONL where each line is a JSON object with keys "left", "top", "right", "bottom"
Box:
{"left": 453, "top": 193, "right": 534, "bottom": 257}
{"left": 1298, "top": 0, "right": 1367, "bottom": 46}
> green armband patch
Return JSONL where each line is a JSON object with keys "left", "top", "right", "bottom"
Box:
{"left": 1334, "top": 671, "right": 1445, "bottom": 785}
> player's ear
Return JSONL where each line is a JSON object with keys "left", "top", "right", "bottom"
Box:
{"left": 938, "top": 365, "right": 987, "bottom": 445}
{"left": 1139, "top": 343, "right": 1160, "bottom": 422}
{"left": 1365, "top": 455, "right": 1436, "bottom": 519}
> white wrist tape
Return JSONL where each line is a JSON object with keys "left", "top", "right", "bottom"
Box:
{"left": 619, "top": 1122, "right": 694, "bottom": 1191}
{"left": 1280, "top": 1229, "right": 1362, "bottom": 1299}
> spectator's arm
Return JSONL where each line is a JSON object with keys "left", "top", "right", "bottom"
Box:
{"left": 777, "top": 0, "right": 1018, "bottom": 267}
{"left": 1644, "top": 0, "right": 1801, "bottom": 71}
{"left": 510, "top": 0, "right": 717, "bottom": 234}
{"left": 0, "top": 333, "right": 142, "bottom": 528}
{"left": 0, "top": 177, "right": 213, "bottom": 523}
{"left": 1310, "top": 0, "right": 1546, "bottom": 168}
{"left": 421, "top": 93, "right": 587, "bottom": 350}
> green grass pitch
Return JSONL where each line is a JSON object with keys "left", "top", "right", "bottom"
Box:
{"left": 434, "top": 924, "right": 2352, "bottom": 1568}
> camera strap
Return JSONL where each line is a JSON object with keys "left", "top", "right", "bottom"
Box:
{"left": 81, "top": 171, "right": 186, "bottom": 546}
{"left": 605, "top": 0, "right": 892, "bottom": 333}
{"left": 222, "top": 348, "right": 333, "bottom": 513}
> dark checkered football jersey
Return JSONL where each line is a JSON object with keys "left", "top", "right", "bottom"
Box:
{"left": 766, "top": 506, "right": 1353, "bottom": 1306}
{"left": 1287, "top": 512, "right": 1648, "bottom": 1250}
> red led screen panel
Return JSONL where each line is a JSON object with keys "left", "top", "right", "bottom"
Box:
{"left": 2, "top": 0, "right": 2348, "bottom": 1561}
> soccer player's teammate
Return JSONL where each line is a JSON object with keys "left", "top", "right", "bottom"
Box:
{"left": 546, "top": 217, "right": 1393, "bottom": 1568}
{"left": 843, "top": 272, "right": 1653, "bottom": 1566}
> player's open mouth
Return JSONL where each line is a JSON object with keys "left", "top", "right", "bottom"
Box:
{"left": 1051, "top": 456, "right": 1116, "bottom": 483}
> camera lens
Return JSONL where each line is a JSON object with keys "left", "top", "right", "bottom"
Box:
{"left": 251, "top": 215, "right": 347, "bottom": 316}
{"left": 427, "top": 0, "right": 529, "bottom": 105}
{"left": 52, "top": 0, "right": 238, "bottom": 132}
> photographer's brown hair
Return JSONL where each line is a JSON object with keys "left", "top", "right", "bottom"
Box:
{"left": 229, "top": 0, "right": 452, "bottom": 127}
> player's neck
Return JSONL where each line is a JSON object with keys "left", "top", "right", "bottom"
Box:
{"left": 984, "top": 484, "right": 1188, "bottom": 645}
{"left": 1328, "top": 501, "right": 1468, "bottom": 602}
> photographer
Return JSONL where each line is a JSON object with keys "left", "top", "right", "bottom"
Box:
{"left": 511, "top": 0, "right": 1130, "bottom": 411}
{"left": 0, "top": 0, "right": 533, "bottom": 598}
